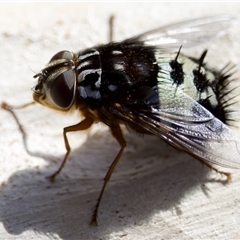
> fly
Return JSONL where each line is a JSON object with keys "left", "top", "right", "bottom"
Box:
{"left": 2, "top": 15, "right": 240, "bottom": 225}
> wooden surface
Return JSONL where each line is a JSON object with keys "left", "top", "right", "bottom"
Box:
{"left": 1, "top": 2, "right": 240, "bottom": 240}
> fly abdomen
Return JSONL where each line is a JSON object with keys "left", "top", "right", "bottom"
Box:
{"left": 156, "top": 49, "right": 235, "bottom": 123}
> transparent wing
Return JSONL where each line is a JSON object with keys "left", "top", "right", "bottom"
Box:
{"left": 123, "top": 15, "right": 238, "bottom": 49}
{"left": 109, "top": 82, "right": 240, "bottom": 169}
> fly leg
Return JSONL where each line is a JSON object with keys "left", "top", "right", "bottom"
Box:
{"left": 195, "top": 157, "right": 231, "bottom": 181}
{"left": 109, "top": 15, "right": 114, "bottom": 42}
{"left": 48, "top": 117, "right": 94, "bottom": 182}
{"left": 1, "top": 101, "right": 36, "bottom": 153}
{"left": 1, "top": 101, "right": 36, "bottom": 110}
{"left": 90, "top": 124, "right": 126, "bottom": 225}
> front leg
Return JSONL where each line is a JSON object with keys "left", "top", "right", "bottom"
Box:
{"left": 48, "top": 117, "right": 94, "bottom": 182}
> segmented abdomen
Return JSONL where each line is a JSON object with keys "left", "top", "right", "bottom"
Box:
{"left": 156, "top": 49, "right": 231, "bottom": 123}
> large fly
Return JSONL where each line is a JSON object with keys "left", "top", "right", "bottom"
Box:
{"left": 2, "top": 15, "right": 240, "bottom": 225}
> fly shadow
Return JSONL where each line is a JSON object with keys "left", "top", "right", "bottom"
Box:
{"left": 0, "top": 124, "right": 228, "bottom": 240}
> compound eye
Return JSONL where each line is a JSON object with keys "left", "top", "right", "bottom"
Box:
{"left": 50, "top": 51, "right": 73, "bottom": 62}
{"left": 50, "top": 69, "right": 76, "bottom": 109}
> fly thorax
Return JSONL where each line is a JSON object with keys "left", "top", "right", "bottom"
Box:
{"left": 76, "top": 49, "right": 103, "bottom": 102}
